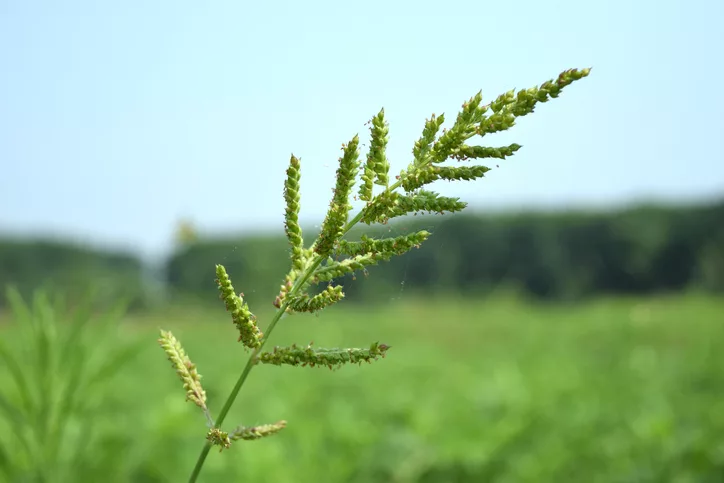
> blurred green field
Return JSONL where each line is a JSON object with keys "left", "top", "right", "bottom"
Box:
{"left": 2, "top": 294, "right": 724, "bottom": 482}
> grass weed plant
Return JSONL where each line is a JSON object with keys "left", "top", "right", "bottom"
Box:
{"left": 0, "top": 287, "right": 145, "bottom": 482}
{"left": 158, "top": 67, "right": 591, "bottom": 481}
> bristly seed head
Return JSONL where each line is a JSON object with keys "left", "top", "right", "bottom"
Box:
{"left": 158, "top": 330, "right": 208, "bottom": 411}
{"left": 255, "top": 341, "right": 390, "bottom": 370}
{"left": 284, "top": 154, "right": 304, "bottom": 271}
{"left": 215, "top": 264, "right": 263, "bottom": 348}
{"left": 231, "top": 420, "right": 287, "bottom": 441}
{"left": 315, "top": 135, "right": 360, "bottom": 258}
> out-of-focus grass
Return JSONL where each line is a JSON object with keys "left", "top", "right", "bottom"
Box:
{"left": 2, "top": 294, "right": 724, "bottom": 482}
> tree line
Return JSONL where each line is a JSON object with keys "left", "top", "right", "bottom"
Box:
{"left": 2, "top": 199, "right": 722, "bottom": 310}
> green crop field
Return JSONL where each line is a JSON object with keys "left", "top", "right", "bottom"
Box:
{"left": 2, "top": 294, "right": 724, "bottom": 482}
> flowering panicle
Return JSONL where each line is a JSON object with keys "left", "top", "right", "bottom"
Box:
{"left": 215, "top": 264, "right": 263, "bottom": 348}
{"left": 160, "top": 68, "right": 590, "bottom": 481}
{"left": 314, "top": 136, "right": 360, "bottom": 258}
{"left": 158, "top": 330, "right": 207, "bottom": 412}
{"left": 256, "top": 342, "right": 390, "bottom": 370}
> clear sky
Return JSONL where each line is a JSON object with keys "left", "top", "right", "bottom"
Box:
{"left": 1, "top": 0, "right": 722, "bottom": 259}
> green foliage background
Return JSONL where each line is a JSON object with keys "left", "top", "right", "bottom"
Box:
{"left": 2, "top": 294, "right": 723, "bottom": 482}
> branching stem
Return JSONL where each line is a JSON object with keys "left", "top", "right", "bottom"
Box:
{"left": 184, "top": 67, "right": 590, "bottom": 480}
{"left": 186, "top": 181, "right": 403, "bottom": 482}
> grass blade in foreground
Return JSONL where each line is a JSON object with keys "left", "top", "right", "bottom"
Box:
{"left": 0, "top": 288, "right": 143, "bottom": 482}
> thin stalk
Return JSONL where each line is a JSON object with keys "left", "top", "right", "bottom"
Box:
{"left": 187, "top": 179, "right": 405, "bottom": 482}
{"left": 187, "top": 256, "right": 324, "bottom": 482}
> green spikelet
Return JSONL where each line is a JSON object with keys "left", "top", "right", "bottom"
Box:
{"left": 369, "top": 108, "right": 390, "bottom": 187}
{"left": 215, "top": 265, "right": 263, "bottom": 348}
{"left": 288, "top": 285, "right": 345, "bottom": 313}
{"left": 429, "top": 91, "right": 488, "bottom": 164}
{"left": 256, "top": 342, "right": 390, "bottom": 370}
{"left": 315, "top": 136, "right": 360, "bottom": 257}
{"left": 206, "top": 428, "right": 232, "bottom": 451}
{"left": 284, "top": 154, "right": 304, "bottom": 271}
{"left": 312, "top": 253, "right": 387, "bottom": 283}
{"left": 396, "top": 190, "right": 467, "bottom": 216}
{"left": 402, "top": 165, "right": 492, "bottom": 191}
{"left": 231, "top": 420, "right": 287, "bottom": 441}
{"left": 360, "top": 190, "right": 466, "bottom": 224}
{"left": 273, "top": 274, "right": 295, "bottom": 309}
{"left": 158, "top": 330, "right": 207, "bottom": 411}
{"left": 359, "top": 109, "right": 391, "bottom": 200}
{"left": 359, "top": 162, "right": 375, "bottom": 202}
{"left": 359, "top": 190, "right": 401, "bottom": 225}
{"left": 338, "top": 231, "right": 430, "bottom": 258}
{"left": 450, "top": 143, "right": 521, "bottom": 162}
{"left": 411, "top": 113, "right": 445, "bottom": 166}
{"left": 479, "top": 68, "right": 591, "bottom": 136}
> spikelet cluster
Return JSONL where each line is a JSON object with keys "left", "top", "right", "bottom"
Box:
{"left": 361, "top": 190, "right": 468, "bottom": 225}
{"left": 367, "top": 68, "right": 591, "bottom": 227}
{"left": 231, "top": 420, "right": 287, "bottom": 441}
{"left": 256, "top": 342, "right": 390, "bottom": 370}
{"left": 359, "top": 109, "right": 390, "bottom": 201}
{"left": 215, "top": 264, "right": 263, "bottom": 348}
{"left": 206, "top": 420, "right": 287, "bottom": 451}
{"left": 273, "top": 274, "right": 295, "bottom": 309}
{"left": 288, "top": 285, "right": 345, "bottom": 313}
{"left": 206, "top": 428, "right": 232, "bottom": 451}
{"left": 284, "top": 154, "right": 304, "bottom": 271}
{"left": 338, "top": 231, "right": 430, "bottom": 258}
{"left": 159, "top": 68, "right": 590, "bottom": 471}
{"left": 158, "top": 330, "right": 207, "bottom": 411}
{"left": 314, "top": 137, "right": 360, "bottom": 258}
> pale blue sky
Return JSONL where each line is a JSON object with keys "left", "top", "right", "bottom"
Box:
{"left": 1, "top": 0, "right": 722, "bottom": 259}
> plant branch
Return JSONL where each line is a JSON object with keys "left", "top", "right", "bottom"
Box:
{"left": 184, "top": 67, "right": 590, "bottom": 481}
